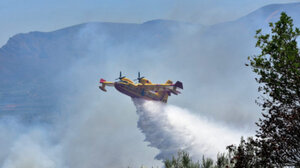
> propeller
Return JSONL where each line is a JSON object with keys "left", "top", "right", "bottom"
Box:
{"left": 116, "top": 71, "right": 126, "bottom": 80}
{"left": 134, "top": 72, "right": 145, "bottom": 83}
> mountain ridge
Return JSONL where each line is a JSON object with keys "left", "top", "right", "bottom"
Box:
{"left": 0, "top": 2, "right": 299, "bottom": 125}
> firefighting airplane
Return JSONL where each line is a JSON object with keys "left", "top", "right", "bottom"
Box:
{"left": 99, "top": 72, "right": 183, "bottom": 103}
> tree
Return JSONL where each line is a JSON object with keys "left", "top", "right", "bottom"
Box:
{"left": 215, "top": 153, "right": 230, "bottom": 168}
{"left": 163, "top": 151, "right": 233, "bottom": 168}
{"left": 200, "top": 156, "right": 213, "bottom": 168}
{"left": 164, "top": 151, "right": 200, "bottom": 168}
{"left": 226, "top": 137, "right": 262, "bottom": 168}
{"left": 248, "top": 12, "right": 300, "bottom": 166}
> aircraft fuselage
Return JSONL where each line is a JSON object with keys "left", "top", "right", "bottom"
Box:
{"left": 114, "top": 82, "right": 167, "bottom": 102}
{"left": 99, "top": 73, "right": 182, "bottom": 103}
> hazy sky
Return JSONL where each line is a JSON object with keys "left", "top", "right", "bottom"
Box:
{"left": 1, "top": 1, "right": 299, "bottom": 167}
{"left": 0, "top": 0, "right": 299, "bottom": 46}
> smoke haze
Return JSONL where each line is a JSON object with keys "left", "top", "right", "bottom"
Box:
{"left": 134, "top": 99, "right": 248, "bottom": 160}
{"left": 0, "top": 98, "right": 248, "bottom": 168}
{"left": 1, "top": 3, "right": 300, "bottom": 167}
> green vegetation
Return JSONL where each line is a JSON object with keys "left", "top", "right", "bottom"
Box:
{"left": 219, "top": 12, "right": 300, "bottom": 168}
{"left": 247, "top": 12, "right": 300, "bottom": 167}
{"left": 164, "top": 151, "right": 200, "bottom": 168}
{"left": 137, "top": 12, "right": 300, "bottom": 168}
{"left": 223, "top": 12, "right": 300, "bottom": 168}
{"left": 164, "top": 151, "right": 233, "bottom": 168}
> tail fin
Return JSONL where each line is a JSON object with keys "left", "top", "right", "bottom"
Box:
{"left": 174, "top": 81, "right": 183, "bottom": 89}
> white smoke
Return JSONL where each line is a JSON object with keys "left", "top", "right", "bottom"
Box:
{"left": 0, "top": 119, "right": 64, "bottom": 168}
{"left": 0, "top": 98, "right": 250, "bottom": 168}
{"left": 134, "top": 98, "right": 248, "bottom": 161}
{"left": 0, "top": 99, "right": 161, "bottom": 168}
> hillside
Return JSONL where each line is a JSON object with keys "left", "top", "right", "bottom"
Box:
{"left": 0, "top": 2, "right": 299, "bottom": 126}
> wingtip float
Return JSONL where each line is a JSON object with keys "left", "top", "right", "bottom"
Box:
{"left": 99, "top": 72, "right": 183, "bottom": 103}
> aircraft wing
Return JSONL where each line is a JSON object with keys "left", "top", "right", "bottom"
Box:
{"left": 138, "top": 81, "right": 183, "bottom": 95}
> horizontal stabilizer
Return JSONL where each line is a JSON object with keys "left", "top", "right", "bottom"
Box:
{"left": 170, "top": 89, "right": 180, "bottom": 95}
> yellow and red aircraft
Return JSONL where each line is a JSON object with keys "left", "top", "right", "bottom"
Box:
{"left": 99, "top": 72, "right": 183, "bottom": 103}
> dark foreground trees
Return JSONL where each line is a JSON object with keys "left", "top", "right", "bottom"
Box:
{"left": 163, "top": 12, "right": 300, "bottom": 168}
{"left": 163, "top": 151, "right": 232, "bottom": 168}
{"left": 140, "top": 12, "right": 299, "bottom": 168}
{"left": 248, "top": 12, "right": 300, "bottom": 167}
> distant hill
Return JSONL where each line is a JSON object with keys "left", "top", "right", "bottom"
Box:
{"left": 0, "top": 20, "right": 187, "bottom": 120}
{"left": 0, "top": 2, "right": 299, "bottom": 126}
{"left": 237, "top": 2, "right": 300, "bottom": 26}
